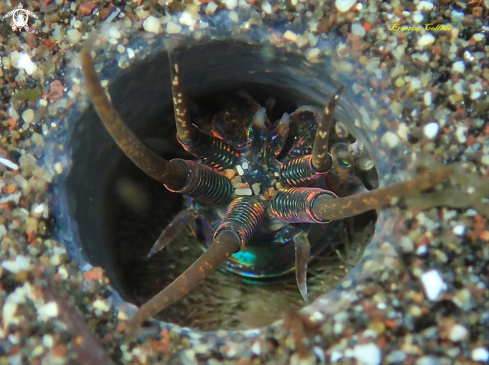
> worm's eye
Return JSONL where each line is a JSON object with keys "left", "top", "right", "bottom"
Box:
{"left": 339, "top": 159, "right": 351, "bottom": 169}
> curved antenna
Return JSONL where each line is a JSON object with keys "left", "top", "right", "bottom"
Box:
{"left": 125, "top": 197, "right": 265, "bottom": 336}
{"left": 80, "top": 41, "right": 188, "bottom": 190}
{"left": 311, "top": 86, "right": 344, "bottom": 173}
{"left": 168, "top": 50, "right": 239, "bottom": 169}
{"left": 167, "top": 51, "right": 198, "bottom": 144}
{"left": 312, "top": 166, "right": 452, "bottom": 221}
{"left": 272, "top": 166, "right": 453, "bottom": 224}
{"left": 125, "top": 230, "right": 241, "bottom": 337}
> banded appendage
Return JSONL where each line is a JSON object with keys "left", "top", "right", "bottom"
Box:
{"left": 168, "top": 51, "right": 240, "bottom": 169}
{"left": 80, "top": 43, "right": 234, "bottom": 204}
{"left": 272, "top": 164, "right": 455, "bottom": 224}
{"left": 126, "top": 197, "right": 265, "bottom": 336}
{"left": 279, "top": 86, "right": 345, "bottom": 186}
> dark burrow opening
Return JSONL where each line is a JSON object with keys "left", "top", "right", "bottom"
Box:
{"left": 64, "top": 40, "right": 378, "bottom": 331}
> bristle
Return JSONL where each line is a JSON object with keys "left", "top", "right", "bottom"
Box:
{"left": 294, "top": 231, "right": 311, "bottom": 302}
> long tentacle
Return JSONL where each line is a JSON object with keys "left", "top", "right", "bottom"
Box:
{"left": 168, "top": 51, "right": 198, "bottom": 144}
{"left": 405, "top": 171, "right": 489, "bottom": 218}
{"left": 168, "top": 51, "right": 239, "bottom": 169}
{"left": 80, "top": 43, "right": 188, "bottom": 190}
{"left": 311, "top": 85, "right": 344, "bottom": 173}
{"left": 81, "top": 42, "right": 235, "bottom": 203}
{"left": 312, "top": 166, "right": 452, "bottom": 221}
{"left": 279, "top": 86, "right": 344, "bottom": 186}
{"left": 272, "top": 166, "right": 453, "bottom": 224}
{"left": 126, "top": 197, "right": 266, "bottom": 336}
{"left": 125, "top": 230, "right": 241, "bottom": 337}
